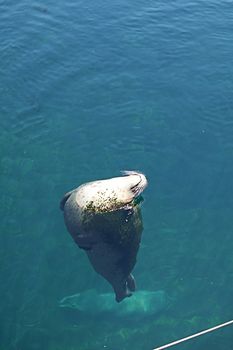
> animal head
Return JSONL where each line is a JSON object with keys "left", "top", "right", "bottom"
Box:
{"left": 76, "top": 171, "right": 148, "bottom": 212}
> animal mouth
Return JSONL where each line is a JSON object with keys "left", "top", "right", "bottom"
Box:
{"left": 122, "top": 171, "right": 147, "bottom": 198}
{"left": 130, "top": 178, "right": 142, "bottom": 195}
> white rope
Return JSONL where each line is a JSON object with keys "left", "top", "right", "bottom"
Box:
{"left": 153, "top": 319, "right": 233, "bottom": 350}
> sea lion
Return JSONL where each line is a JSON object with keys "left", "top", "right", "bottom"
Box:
{"left": 60, "top": 171, "right": 148, "bottom": 302}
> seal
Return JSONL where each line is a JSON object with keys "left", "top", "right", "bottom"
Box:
{"left": 60, "top": 171, "right": 148, "bottom": 302}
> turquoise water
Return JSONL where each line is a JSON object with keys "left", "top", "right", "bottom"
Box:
{"left": 1, "top": 0, "right": 233, "bottom": 349}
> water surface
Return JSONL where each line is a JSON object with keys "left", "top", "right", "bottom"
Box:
{"left": 1, "top": 0, "right": 233, "bottom": 349}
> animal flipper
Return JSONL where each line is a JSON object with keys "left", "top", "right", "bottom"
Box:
{"left": 126, "top": 274, "right": 136, "bottom": 292}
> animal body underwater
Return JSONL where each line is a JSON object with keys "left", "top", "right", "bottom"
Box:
{"left": 60, "top": 171, "right": 148, "bottom": 302}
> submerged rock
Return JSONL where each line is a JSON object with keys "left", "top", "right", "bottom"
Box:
{"left": 59, "top": 289, "right": 168, "bottom": 317}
